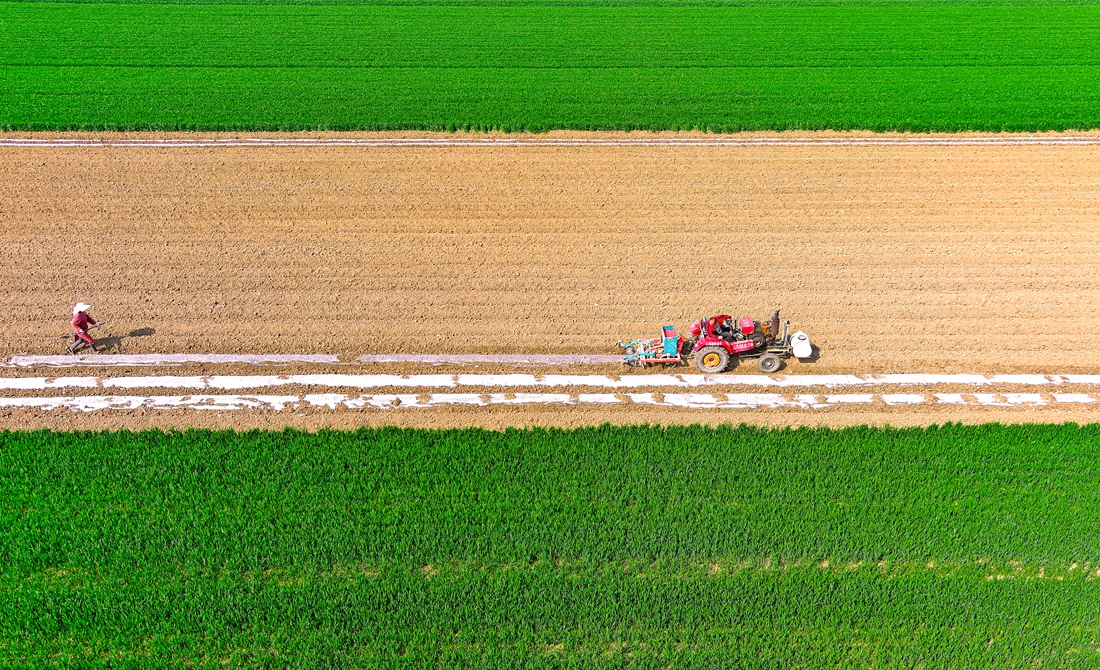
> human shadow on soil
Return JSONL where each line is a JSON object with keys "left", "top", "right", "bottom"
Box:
{"left": 93, "top": 327, "right": 156, "bottom": 353}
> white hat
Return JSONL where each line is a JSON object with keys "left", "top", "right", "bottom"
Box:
{"left": 73, "top": 302, "right": 91, "bottom": 315}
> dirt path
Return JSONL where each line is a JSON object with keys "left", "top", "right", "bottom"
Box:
{"left": 3, "top": 131, "right": 1099, "bottom": 381}
{"left": 4, "top": 402, "right": 1098, "bottom": 432}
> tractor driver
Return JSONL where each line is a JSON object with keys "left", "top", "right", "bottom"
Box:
{"left": 714, "top": 316, "right": 735, "bottom": 341}
{"left": 706, "top": 317, "right": 722, "bottom": 338}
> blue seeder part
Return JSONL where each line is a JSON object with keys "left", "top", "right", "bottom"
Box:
{"left": 661, "top": 326, "right": 679, "bottom": 355}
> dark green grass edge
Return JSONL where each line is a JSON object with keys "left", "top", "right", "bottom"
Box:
{"left": 1, "top": 419, "right": 1094, "bottom": 436}
{"left": 13, "top": 0, "right": 1100, "bottom": 5}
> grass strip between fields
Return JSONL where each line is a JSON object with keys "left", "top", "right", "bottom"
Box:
{"left": 4, "top": 3, "right": 1100, "bottom": 131}
{"left": 2, "top": 424, "right": 1100, "bottom": 667}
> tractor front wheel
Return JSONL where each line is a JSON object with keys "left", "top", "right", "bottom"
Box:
{"left": 758, "top": 353, "right": 782, "bottom": 374}
{"left": 694, "top": 347, "right": 730, "bottom": 373}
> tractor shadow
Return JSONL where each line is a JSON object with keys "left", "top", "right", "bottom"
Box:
{"left": 740, "top": 344, "right": 823, "bottom": 372}
{"left": 94, "top": 327, "right": 156, "bottom": 353}
{"left": 678, "top": 344, "right": 822, "bottom": 373}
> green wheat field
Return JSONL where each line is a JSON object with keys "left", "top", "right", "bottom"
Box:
{"left": 2, "top": 424, "right": 1099, "bottom": 667}
{"left": 4, "top": 1, "right": 1100, "bottom": 130}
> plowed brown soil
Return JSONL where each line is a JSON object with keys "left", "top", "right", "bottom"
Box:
{"left": 3, "top": 131, "right": 1100, "bottom": 428}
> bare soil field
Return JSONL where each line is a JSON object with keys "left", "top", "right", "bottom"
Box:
{"left": 3, "top": 131, "right": 1100, "bottom": 427}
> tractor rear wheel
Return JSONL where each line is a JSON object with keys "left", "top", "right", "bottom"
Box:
{"left": 694, "top": 347, "right": 730, "bottom": 373}
{"left": 758, "top": 353, "right": 782, "bottom": 374}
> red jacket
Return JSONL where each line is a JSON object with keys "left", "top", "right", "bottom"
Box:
{"left": 72, "top": 312, "right": 96, "bottom": 332}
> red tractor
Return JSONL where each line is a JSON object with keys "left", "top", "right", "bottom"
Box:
{"left": 688, "top": 310, "right": 812, "bottom": 373}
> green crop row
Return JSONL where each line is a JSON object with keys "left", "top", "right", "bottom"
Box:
{"left": 3, "top": 3, "right": 1100, "bottom": 131}
{"left": 2, "top": 424, "right": 1100, "bottom": 667}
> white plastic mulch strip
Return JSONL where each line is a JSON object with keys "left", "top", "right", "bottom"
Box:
{"left": 577, "top": 393, "right": 621, "bottom": 404}
{"left": 104, "top": 375, "right": 207, "bottom": 389}
{"left": 1052, "top": 394, "right": 1096, "bottom": 404}
{"left": 934, "top": 393, "right": 969, "bottom": 405}
{"left": 0, "top": 377, "right": 98, "bottom": 390}
{"left": 882, "top": 394, "right": 929, "bottom": 406}
{"left": 970, "top": 393, "right": 1048, "bottom": 407}
{"left": 825, "top": 394, "right": 876, "bottom": 404}
{"left": 304, "top": 393, "right": 605, "bottom": 410}
{"left": 204, "top": 374, "right": 457, "bottom": 390}
{"left": 1056, "top": 375, "right": 1100, "bottom": 385}
{"left": 8, "top": 354, "right": 341, "bottom": 368}
{"left": 489, "top": 393, "right": 573, "bottom": 405}
{"left": 4, "top": 392, "right": 1100, "bottom": 412}
{"left": 5, "top": 136, "right": 1100, "bottom": 148}
{"left": 6, "top": 372, "right": 1100, "bottom": 391}
{"left": 358, "top": 354, "right": 621, "bottom": 365}
{"left": 0, "top": 395, "right": 298, "bottom": 412}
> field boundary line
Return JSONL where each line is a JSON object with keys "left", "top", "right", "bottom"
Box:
{"left": 5, "top": 136, "right": 1100, "bottom": 148}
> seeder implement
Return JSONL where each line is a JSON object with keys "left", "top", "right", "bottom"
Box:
{"left": 619, "top": 326, "right": 684, "bottom": 367}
